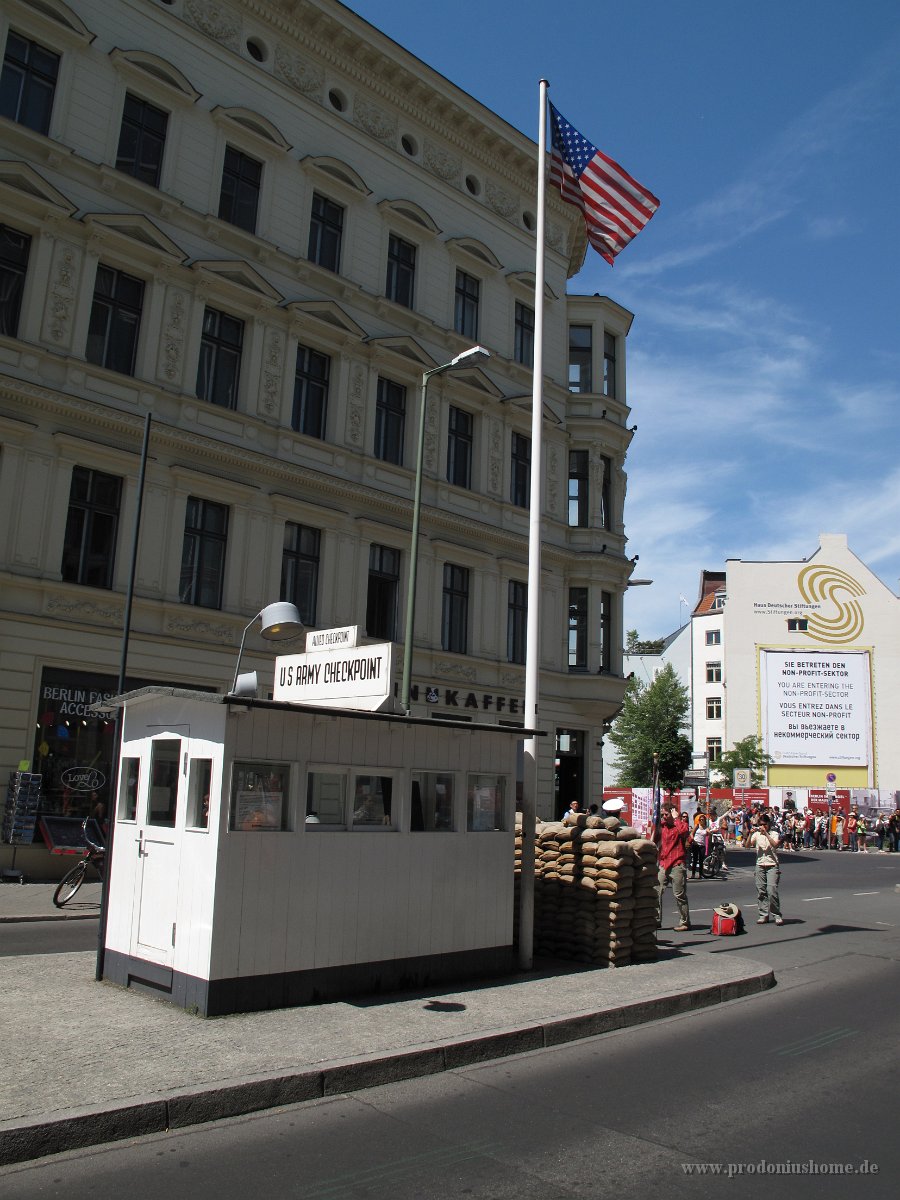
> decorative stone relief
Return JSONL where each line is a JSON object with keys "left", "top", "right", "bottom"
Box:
{"left": 158, "top": 288, "right": 188, "bottom": 385}
{"left": 488, "top": 418, "right": 502, "bottom": 495}
{"left": 42, "top": 242, "right": 80, "bottom": 348}
{"left": 423, "top": 140, "right": 460, "bottom": 184}
{"left": 346, "top": 363, "right": 366, "bottom": 447}
{"left": 274, "top": 44, "right": 324, "bottom": 98}
{"left": 547, "top": 443, "right": 559, "bottom": 513}
{"left": 500, "top": 670, "right": 524, "bottom": 688}
{"left": 484, "top": 181, "right": 516, "bottom": 221}
{"left": 259, "top": 327, "right": 284, "bottom": 418}
{"left": 165, "top": 615, "right": 233, "bottom": 639}
{"left": 353, "top": 97, "right": 396, "bottom": 144}
{"left": 547, "top": 220, "right": 566, "bottom": 254}
{"left": 423, "top": 392, "right": 439, "bottom": 474}
{"left": 184, "top": 0, "right": 241, "bottom": 51}
{"left": 435, "top": 660, "right": 478, "bottom": 683}
{"left": 45, "top": 596, "right": 122, "bottom": 623}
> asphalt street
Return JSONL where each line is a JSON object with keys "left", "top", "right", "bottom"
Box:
{"left": 2, "top": 847, "right": 897, "bottom": 1198}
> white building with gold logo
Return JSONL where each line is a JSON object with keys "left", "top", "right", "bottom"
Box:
{"left": 700, "top": 534, "right": 899, "bottom": 794}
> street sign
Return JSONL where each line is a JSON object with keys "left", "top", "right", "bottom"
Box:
{"left": 683, "top": 769, "right": 707, "bottom": 784}
{"left": 274, "top": 643, "right": 394, "bottom": 711}
{"left": 734, "top": 769, "right": 751, "bottom": 788}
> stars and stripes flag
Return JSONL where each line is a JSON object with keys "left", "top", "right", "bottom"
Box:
{"left": 548, "top": 101, "right": 659, "bottom": 265}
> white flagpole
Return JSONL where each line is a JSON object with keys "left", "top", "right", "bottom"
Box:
{"left": 517, "top": 78, "right": 549, "bottom": 971}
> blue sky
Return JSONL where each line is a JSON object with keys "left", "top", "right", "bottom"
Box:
{"left": 346, "top": 0, "right": 900, "bottom": 638}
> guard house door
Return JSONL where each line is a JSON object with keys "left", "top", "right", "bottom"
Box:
{"left": 130, "top": 737, "right": 182, "bottom": 967}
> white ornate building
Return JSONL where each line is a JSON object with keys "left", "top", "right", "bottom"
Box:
{"left": 0, "top": 0, "right": 638, "bottom": 854}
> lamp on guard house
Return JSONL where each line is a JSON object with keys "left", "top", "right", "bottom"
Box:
{"left": 230, "top": 602, "right": 305, "bottom": 694}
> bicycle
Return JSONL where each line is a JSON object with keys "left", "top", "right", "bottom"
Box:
{"left": 701, "top": 832, "right": 727, "bottom": 879}
{"left": 52, "top": 819, "right": 106, "bottom": 908}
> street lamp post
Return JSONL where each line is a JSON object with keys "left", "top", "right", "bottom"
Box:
{"left": 400, "top": 345, "right": 489, "bottom": 714}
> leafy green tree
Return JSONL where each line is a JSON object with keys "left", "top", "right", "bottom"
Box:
{"left": 608, "top": 663, "right": 693, "bottom": 790}
{"left": 709, "top": 735, "right": 774, "bottom": 787}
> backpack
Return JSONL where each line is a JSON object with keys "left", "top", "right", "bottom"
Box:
{"left": 711, "top": 903, "right": 744, "bottom": 935}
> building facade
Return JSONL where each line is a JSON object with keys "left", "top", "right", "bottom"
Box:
{"left": 0, "top": 0, "right": 637, "bottom": 852}
{"left": 611, "top": 536, "right": 899, "bottom": 802}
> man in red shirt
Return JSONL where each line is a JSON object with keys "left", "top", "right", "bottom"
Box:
{"left": 654, "top": 804, "right": 691, "bottom": 931}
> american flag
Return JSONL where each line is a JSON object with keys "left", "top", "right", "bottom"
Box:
{"left": 548, "top": 102, "right": 659, "bottom": 265}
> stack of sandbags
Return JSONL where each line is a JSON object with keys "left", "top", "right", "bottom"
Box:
{"left": 515, "top": 813, "right": 658, "bottom": 967}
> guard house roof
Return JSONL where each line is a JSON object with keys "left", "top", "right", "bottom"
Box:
{"left": 92, "top": 686, "right": 543, "bottom": 736}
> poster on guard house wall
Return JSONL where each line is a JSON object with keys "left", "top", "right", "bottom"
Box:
{"left": 760, "top": 649, "right": 871, "bottom": 767}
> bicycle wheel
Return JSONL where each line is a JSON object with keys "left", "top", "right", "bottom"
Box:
{"left": 53, "top": 860, "right": 88, "bottom": 908}
{"left": 700, "top": 853, "right": 719, "bottom": 879}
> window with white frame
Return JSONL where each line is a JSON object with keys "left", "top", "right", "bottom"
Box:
{"left": 706, "top": 661, "right": 722, "bottom": 683}
{"left": 411, "top": 771, "right": 456, "bottom": 831}
{"left": 705, "top": 629, "right": 721, "bottom": 645}
{"left": 230, "top": 762, "right": 290, "bottom": 831}
{"left": 706, "top": 697, "right": 722, "bottom": 720}
{"left": 467, "top": 773, "right": 506, "bottom": 831}
{"left": 305, "top": 767, "right": 397, "bottom": 830}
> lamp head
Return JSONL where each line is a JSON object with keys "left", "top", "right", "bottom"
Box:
{"left": 258, "top": 601, "right": 305, "bottom": 641}
{"left": 449, "top": 345, "right": 490, "bottom": 368}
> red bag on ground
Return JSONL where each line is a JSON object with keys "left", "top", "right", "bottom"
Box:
{"left": 711, "top": 903, "right": 743, "bottom": 935}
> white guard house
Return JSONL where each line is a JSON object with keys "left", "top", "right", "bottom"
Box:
{"left": 99, "top": 685, "right": 532, "bottom": 1016}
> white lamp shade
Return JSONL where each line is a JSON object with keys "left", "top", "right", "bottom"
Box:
{"left": 258, "top": 602, "right": 304, "bottom": 641}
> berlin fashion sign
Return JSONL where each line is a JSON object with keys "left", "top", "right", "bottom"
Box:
{"left": 274, "top": 636, "right": 394, "bottom": 712}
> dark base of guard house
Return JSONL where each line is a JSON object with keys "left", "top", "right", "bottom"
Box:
{"left": 101, "top": 946, "right": 517, "bottom": 1017}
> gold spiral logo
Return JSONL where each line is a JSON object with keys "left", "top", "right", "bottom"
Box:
{"left": 797, "top": 564, "right": 865, "bottom": 644}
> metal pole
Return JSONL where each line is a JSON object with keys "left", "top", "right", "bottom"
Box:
{"left": 96, "top": 411, "right": 151, "bottom": 981}
{"left": 401, "top": 368, "right": 433, "bottom": 714}
{"left": 517, "top": 78, "right": 549, "bottom": 970}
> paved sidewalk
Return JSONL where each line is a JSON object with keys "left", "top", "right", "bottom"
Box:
{"left": 0, "top": 883, "right": 775, "bottom": 1167}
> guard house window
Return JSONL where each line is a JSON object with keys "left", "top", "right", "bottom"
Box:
{"left": 507, "top": 580, "right": 527, "bottom": 665}
{"left": 230, "top": 762, "right": 290, "bottom": 831}
{"left": 442, "top": 563, "right": 469, "bottom": 654}
{"left": 115, "top": 93, "right": 168, "bottom": 188}
{"left": 147, "top": 739, "right": 181, "bottom": 828}
{"left": 706, "top": 737, "right": 722, "bottom": 762}
{"left": 705, "top": 629, "right": 721, "bottom": 645}
{"left": 0, "top": 32, "right": 59, "bottom": 135}
{"left": 787, "top": 617, "right": 808, "bottom": 631}
{"left": 706, "top": 661, "right": 722, "bottom": 683}
{"left": 307, "top": 192, "right": 343, "bottom": 272}
{"left": 447, "top": 406, "right": 473, "bottom": 489}
{"left": 410, "top": 771, "right": 455, "bottom": 831}
{"left": 568, "top": 587, "right": 588, "bottom": 671}
{"left": 386, "top": 233, "right": 416, "bottom": 308}
{"left": 351, "top": 774, "right": 394, "bottom": 828}
{"left": 366, "top": 544, "right": 400, "bottom": 641}
{"left": 568, "top": 450, "right": 589, "bottom": 527}
{"left": 454, "top": 270, "right": 479, "bottom": 339}
{"left": 218, "top": 145, "right": 262, "bottom": 234}
{"left": 599, "top": 589, "right": 612, "bottom": 673}
{"left": 467, "top": 773, "right": 506, "bottom": 831}
{"left": 85, "top": 266, "right": 144, "bottom": 376}
{"left": 0, "top": 224, "right": 31, "bottom": 337}
{"left": 568, "top": 325, "right": 592, "bottom": 392}
{"left": 197, "top": 306, "right": 243, "bottom": 409}
{"left": 706, "top": 696, "right": 722, "bottom": 720}
{"left": 280, "top": 522, "right": 319, "bottom": 626}
{"left": 374, "top": 377, "right": 406, "bottom": 465}
{"left": 292, "top": 344, "right": 329, "bottom": 439}
{"left": 187, "top": 758, "right": 213, "bottom": 830}
{"left": 179, "top": 497, "right": 228, "bottom": 609}
{"left": 600, "top": 454, "right": 613, "bottom": 530}
{"left": 61, "top": 467, "right": 122, "bottom": 590}
{"left": 117, "top": 757, "right": 140, "bottom": 822}
{"left": 603, "top": 331, "right": 617, "bottom": 398}
{"left": 514, "top": 302, "right": 534, "bottom": 366}
{"left": 511, "top": 433, "right": 531, "bottom": 508}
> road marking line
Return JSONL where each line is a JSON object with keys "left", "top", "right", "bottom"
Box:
{"left": 774, "top": 1028, "right": 856, "bottom": 1057}
{"left": 852, "top": 891, "right": 879, "bottom": 896}
{"left": 800, "top": 896, "right": 832, "bottom": 901}
{"left": 876, "top": 921, "right": 895, "bottom": 927}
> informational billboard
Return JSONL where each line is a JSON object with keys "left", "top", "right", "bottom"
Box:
{"left": 760, "top": 649, "right": 871, "bottom": 767}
